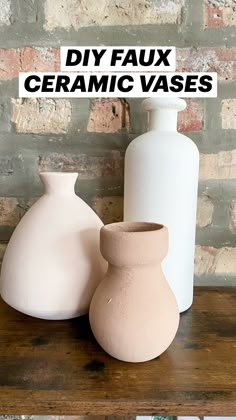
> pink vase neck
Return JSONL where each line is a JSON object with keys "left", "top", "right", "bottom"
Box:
{"left": 39, "top": 172, "right": 78, "bottom": 195}
{"left": 142, "top": 97, "right": 186, "bottom": 132}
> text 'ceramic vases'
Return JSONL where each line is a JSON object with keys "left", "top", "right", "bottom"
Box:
{"left": 0, "top": 172, "right": 107, "bottom": 320}
{"left": 124, "top": 98, "right": 199, "bottom": 313}
{"left": 89, "top": 221, "right": 179, "bottom": 363}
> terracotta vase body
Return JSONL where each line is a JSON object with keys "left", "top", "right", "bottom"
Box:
{"left": 124, "top": 98, "right": 199, "bottom": 313}
{"left": 89, "top": 221, "right": 179, "bottom": 363}
{"left": 0, "top": 172, "right": 107, "bottom": 320}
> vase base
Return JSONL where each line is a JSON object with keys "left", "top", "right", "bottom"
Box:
{"left": 1, "top": 296, "right": 88, "bottom": 320}
{"left": 179, "top": 297, "right": 193, "bottom": 314}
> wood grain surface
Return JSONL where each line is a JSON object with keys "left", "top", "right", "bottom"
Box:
{"left": 0, "top": 287, "right": 235, "bottom": 415}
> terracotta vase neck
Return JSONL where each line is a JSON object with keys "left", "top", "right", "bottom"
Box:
{"left": 39, "top": 172, "right": 78, "bottom": 195}
{"left": 100, "top": 222, "right": 168, "bottom": 268}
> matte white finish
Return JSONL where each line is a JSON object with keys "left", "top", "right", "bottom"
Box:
{"left": 124, "top": 98, "right": 199, "bottom": 313}
{"left": 0, "top": 172, "right": 107, "bottom": 320}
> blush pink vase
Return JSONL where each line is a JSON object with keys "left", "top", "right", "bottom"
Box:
{"left": 0, "top": 172, "right": 107, "bottom": 320}
{"left": 89, "top": 221, "right": 179, "bottom": 363}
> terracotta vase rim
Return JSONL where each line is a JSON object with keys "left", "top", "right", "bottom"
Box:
{"left": 102, "top": 221, "right": 165, "bottom": 235}
{"left": 100, "top": 221, "right": 168, "bottom": 265}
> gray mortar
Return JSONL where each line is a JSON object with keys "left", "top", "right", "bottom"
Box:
{"left": 195, "top": 274, "right": 236, "bottom": 286}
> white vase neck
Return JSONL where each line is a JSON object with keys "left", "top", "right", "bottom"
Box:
{"left": 39, "top": 172, "right": 78, "bottom": 195}
{"left": 148, "top": 109, "right": 178, "bottom": 131}
{"left": 142, "top": 97, "right": 186, "bottom": 132}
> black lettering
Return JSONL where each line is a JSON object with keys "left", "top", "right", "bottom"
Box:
{"left": 153, "top": 75, "right": 169, "bottom": 92}
{"left": 169, "top": 75, "right": 184, "bottom": 92}
{"left": 88, "top": 75, "right": 109, "bottom": 92}
{"left": 117, "top": 75, "right": 133, "bottom": 92}
{"left": 83, "top": 49, "right": 90, "bottom": 66}
{"left": 155, "top": 49, "right": 172, "bottom": 66}
{"left": 24, "top": 75, "right": 40, "bottom": 92}
{"left": 122, "top": 49, "right": 138, "bottom": 66}
{"left": 139, "top": 49, "right": 155, "bottom": 66}
{"left": 111, "top": 49, "right": 124, "bottom": 66}
{"left": 71, "top": 75, "right": 86, "bottom": 92}
{"left": 42, "top": 75, "right": 55, "bottom": 92}
{"left": 185, "top": 75, "right": 198, "bottom": 92}
{"left": 55, "top": 75, "right": 70, "bottom": 92}
{"left": 109, "top": 75, "right": 117, "bottom": 92}
{"left": 199, "top": 75, "right": 212, "bottom": 92}
{"left": 92, "top": 49, "right": 106, "bottom": 66}
{"left": 140, "top": 75, "right": 156, "bottom": 92}
{"left": 66, "top": 49, "right": 82, "bottom": 66}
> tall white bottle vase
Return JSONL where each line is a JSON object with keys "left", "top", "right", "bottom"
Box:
{"left": 124, "top": 98, "right": 199, "bottom": 313}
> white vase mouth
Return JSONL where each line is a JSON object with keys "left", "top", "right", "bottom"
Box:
{"left": 142, "top": 97, "right": 186, "bottom": 112}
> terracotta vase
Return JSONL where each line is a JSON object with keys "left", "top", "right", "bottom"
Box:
{"left": 0, "top": 172, "right": 107, "bottom": 320}
{"left": 89, "top": 221, "right": 179, "bottom": 363}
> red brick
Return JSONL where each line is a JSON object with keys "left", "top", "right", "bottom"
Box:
{"left": 0, "top": 49, "right": 20, "bottom": 80}
{"left": 38, "top": 152, "right": 124, "bottom": 179}
{"left": 87, "top": 99, "right": 130, "bottom": 133}
{"left": 204, "top": 1, "right": 224, "bottom": 27}
{"left": 177, "top": 47, "right": 236, "bottom": 80}
{"left": 221, "top": 99, "right": 236, "bottom": 129}
{"left": 197, "top": 196, "right": 214, "bottom": 227}
{"left": 229, "top": 200, "right": 236, "bottom": 233}
{"left": 200, "top": 150, "right": 236, "bottom": 179}
{"left": 0, "top": 47, "right": 60, "bottom": 80}
{"left": 178, "top": 100, "right": 203, "bottom": 132}
{"left": 195, "top": 245, "right": 236, "bottom": 275}
{"left": 92, "top": 196, "right": 123, "bottom": 224}
{"left": 0, "top": 198, "right": 24, "bottom": 226}
{"left": 0, "top": 0, "right": 11, "bottom": 26}
{"left": 12, "top": 98, "right": 71, "bottom": 134}
{"left": 44, "top": 0, "right": 183, "bottom": 31}
{"left": 20, "top": 47, "right": 60, "bottom": 72}
{"left": 204, "top": 0, "right": 236, "bottom": 27}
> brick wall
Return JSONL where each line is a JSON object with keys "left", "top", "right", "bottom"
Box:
{"left": 0, "top": 0, "right": 235, "bottom": 285}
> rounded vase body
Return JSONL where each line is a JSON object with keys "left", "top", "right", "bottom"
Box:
{"left": 0, "top": 172, "right": 107, "bottom": 320}
{"left": 124, "top": 98, "right": 199, "bottom": 313}
{"left": 89, "top": 221, "right": 179, "bottom": 363}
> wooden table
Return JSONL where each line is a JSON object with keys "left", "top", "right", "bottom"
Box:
{"left": 0, "top": 287, "right": 235, "bottom": 416}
